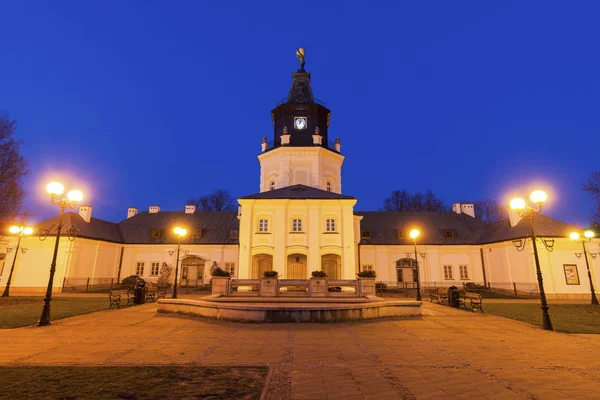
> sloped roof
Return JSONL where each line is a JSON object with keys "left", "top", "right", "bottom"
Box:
{"left": 287, "top": 72, "right": 315, "bottom": 104}
{"left": 480, "top": 214, "right": 579, "bottom": 243}
{"left": 36, "top": 213, "right": 123, "bottom": 243}
{"left": 241, "top": 185, "right": 355, "bottom": 200}
{"left": 118, "top": 211, "right": 239, "bottom": 244}
{"left": 357, "top": 211, "right": 487, "bottom": 245}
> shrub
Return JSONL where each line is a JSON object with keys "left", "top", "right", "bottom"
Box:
{"left": 375, "top": 282, "right": 387, "bottom": 290}
{"left": 357, "top": 270, "right": 377, "bottom": 278}
{"left": 328, "top": 286, "right": 342, "bottom": 292}
{"left": 263, "top": 270, "right": 279, "bottom": 278}
{"left": 122, "top": 275, "right": 144, "bottom": 286}
{"left": 311, "top": 270, "right": 327, "bottom": 278}
{"left": 211, "top": 267, "right": 231, "bottom": 277}
{"left": 465, "top": 282, "right": 487, "bottom": 292}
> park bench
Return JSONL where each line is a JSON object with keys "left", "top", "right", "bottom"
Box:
{"left": 144, "top": 283, "right": 167, "bottom": 302}
{"left": 459, "top": 291, "right": 483, "bottom": 312}
{"left": 108, "top": 288, "right": 134, "bottom": 309}
{"left": 430, "top": 288, "right": 448, "bottom": 305}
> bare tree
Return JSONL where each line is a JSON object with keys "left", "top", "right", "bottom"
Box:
{"left": 0, "top": 113, "right": 29, "bottom": 225}
{"left": 383, "top": 190, "right": 411, "bottom": 211}
{"left": 584, "top": 171, "right": 600, "bottom": 224}
{"left": 473, "top": 199, "right": 508, "bottom": 224}
{"left": 188, "top": 189, "right": 236, "bottom": 212}
{"left": 383, "top": 190, "right": 446, "bottom": 212}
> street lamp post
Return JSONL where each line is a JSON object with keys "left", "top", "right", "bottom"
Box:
{"left": 510, "top": 190, "right": 553, "bottom": 331}
{"left": 38, "top": 182, "right": 83, "bottom": 327}
{"left": 172, "top": 226, "right": 187, "bottom": 299}
{"left": 2, "top": 225, "right": 34, "bottom": 297}
{"left": 409, "top": 229, "right": 423, "bottom": 301}
{"left": 569, "top": 230, "right": 598, "bottom": 305}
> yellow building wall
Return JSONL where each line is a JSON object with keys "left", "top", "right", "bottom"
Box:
{"left": 237, "top": 198, "right": 357, "bottom": 279}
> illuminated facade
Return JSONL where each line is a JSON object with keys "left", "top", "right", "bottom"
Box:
{"left": 1, "top": 63, "right": 598, "bottom": 299}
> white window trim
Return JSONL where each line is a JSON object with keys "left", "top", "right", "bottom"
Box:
{"left": 459, "top": 265, "right": 469, "bottom": 280}
{"left": 257, "top": 217, "right": 270, "bottom": 233}
{"left": 443, "top": 265, "right": 454, "bottom": 280}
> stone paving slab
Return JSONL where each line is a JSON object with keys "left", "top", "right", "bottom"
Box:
{"left": 1, "top": 301, "right": 600, "bottom": 399}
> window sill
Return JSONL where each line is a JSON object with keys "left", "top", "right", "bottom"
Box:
{"left": 460, "top": 278, "right": 470, "bottom": 280}
{"left": 289, "top": 232, "right": 305, "bottom": 234}
{"left": 255, "top": 232, "right": 271, "bottom": 235}
{"left": 323, "top": 232, "right": 339, "bottom": 234}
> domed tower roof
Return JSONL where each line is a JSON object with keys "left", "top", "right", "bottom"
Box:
{"left": 269, "top": 49, "right": 335, "bottom": 151}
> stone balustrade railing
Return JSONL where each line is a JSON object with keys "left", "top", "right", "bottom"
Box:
{"left": 211, "top": 277, "right": 376, "bottom": 297}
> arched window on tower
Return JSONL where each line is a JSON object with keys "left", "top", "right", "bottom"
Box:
{"left": 326, "top": 182, "right": 332, "bottom": 192}
{"left": 270, "top": 181, "right": 275, "bottom": 191}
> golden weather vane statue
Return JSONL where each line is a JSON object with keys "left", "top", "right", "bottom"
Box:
{"left": 296, "top": 47, "right": 305, "bottom": 72}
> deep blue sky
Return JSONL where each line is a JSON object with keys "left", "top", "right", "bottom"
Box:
{"left": 1, "top": 1, "right": 599, "bottom": 227}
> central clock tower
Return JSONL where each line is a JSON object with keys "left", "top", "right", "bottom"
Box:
{"left": 258, "top": 58, "right": 345, "bottom": 194}
{"left": 271, "top": 71, "right": 332, "bottom": 147}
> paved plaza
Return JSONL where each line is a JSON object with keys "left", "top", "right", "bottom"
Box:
{"left": 1, "top": 301, "right": 600, "bottom": 400}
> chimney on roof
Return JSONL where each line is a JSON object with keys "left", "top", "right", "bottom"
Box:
{"left": 127, "top": 207, "right": 138, "bottom": 219}
{"left": 185, "top": 205, "right": 196, "bottom": 214}
{"left": 452, "top": 203, "right": 476, "bottom": 218}
{"left": 460, "top": 204, "right": 475, "bottom": 218}
{"left": 149, "top": 206, "right": 160, "bottom": 214}
{"left": 452, "top": 203, "right": 461, "bottom": 214}
{"left": 79, "top": 205, "right": 92, "bottom": 223}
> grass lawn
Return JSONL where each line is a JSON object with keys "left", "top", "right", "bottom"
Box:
{"left": 484, "top": 303, "right": 600, "bottom": 334}
{"left": 0, "top": 366, "right": 268, "bottom": 399}
{"left": 0, "top": 296, "right": 111, "bottom": 329}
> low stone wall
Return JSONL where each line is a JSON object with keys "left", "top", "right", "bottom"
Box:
{"left": 158, "top": 298, "right": 422, "bottom": 323}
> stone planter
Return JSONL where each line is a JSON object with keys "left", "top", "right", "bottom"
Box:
{"left": 308, "top": 277, "right": 328, "bottom": 296}
{"left": 358, "top": 277, "right": 376, "bottom": 297}
{"left": 260, "top": 278, "right": 278, "bottom": 297}
{"left": 211, "top": 277, "right": 230, "bottom": 296}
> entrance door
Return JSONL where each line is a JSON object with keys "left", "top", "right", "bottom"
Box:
{"left": 252, "top": 254, "right": 273, "bottom": 279}
{"left": 287, "top": 254, "right": 307, "bottom": 279}
{"left": 181, "top": 256, "right": 205, "bottom": 286}
{"left": 321, "top": 254, "right": 341, "bottom": 279}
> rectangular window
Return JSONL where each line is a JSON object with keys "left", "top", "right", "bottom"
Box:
{"left": 443, "top": 265, "right": 453, "bottom": 280}
{"left": 228, "top": 229, "right": 238, "bottom": 239}
{"left": 326, "top": 218, "right": 336, "bottom": 232}
{"left": 150, "top": 262, "right": 160, "bottom": 276}
{"left": 563, "top": 264, "right": 580, "bottom": 285}
{"left": 258, "top": 219, "right": 269, "bottom": 233}
{"left": 292, "top": 218, "right": 302, "bottom": 232}
{"left": 136, "top": 262, "right": 145, "bottom": 276}
{"left": 459, "top": 265, "right": 469, "bottom": 280}
{"left": 149, "top": 229, "right": 162, "bottom": 239}
{"left": 361, "top": 230, "right": 371, "bottom": 239}
{"left": 225, "top": 262, "right": 235, "bottom": 276}
{"left": 362, "top": 265, "right": 373, "bottom": 272}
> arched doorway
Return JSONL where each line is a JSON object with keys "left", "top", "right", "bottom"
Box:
{"left": 287, "top": 254, "right": 307, "bottom": 279}
{"left": 396, "top": 258, "right": 417, "bottom": 283}
{"left": 321, "top": 254, "right": 341, "bottom": 279}
{"left": 181, "top": 256, "right": 205, "bottom": 286}
{"left": 252, "top": 254, "right": 273, "bottom": 279}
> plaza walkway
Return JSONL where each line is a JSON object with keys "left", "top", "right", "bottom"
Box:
{"left": 1, "top": 301, "right": 599, "bottom": 400}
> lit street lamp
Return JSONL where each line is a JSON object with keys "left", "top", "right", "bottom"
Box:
{"left": 2, "top": 225, "right": 34, "bottom": 297}
{"left": 409, "top": 228, "right": 423, "bottom": 301}
{"left": 38, "top": 182, "right": 83, "bottom": 327}
{"left": 172, "top": 226, "right": 187, "bottom": 299}
{"left": 569, "top": 230, "right": 598, "bottom": 305}
{"left": 510, "top": 189, "right": 553, "bottom": 331}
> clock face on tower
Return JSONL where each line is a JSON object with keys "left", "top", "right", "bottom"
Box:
{"left": 294, "top": 117, "right": 307, "bottom": 130}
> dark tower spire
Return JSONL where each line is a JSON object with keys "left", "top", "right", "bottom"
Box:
{"left": 269, "top": 48, "right": 334, "bottom": 151}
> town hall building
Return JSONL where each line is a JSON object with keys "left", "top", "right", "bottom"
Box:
{"left": 1, "top": 56, "right": 598, "bottom": 300}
